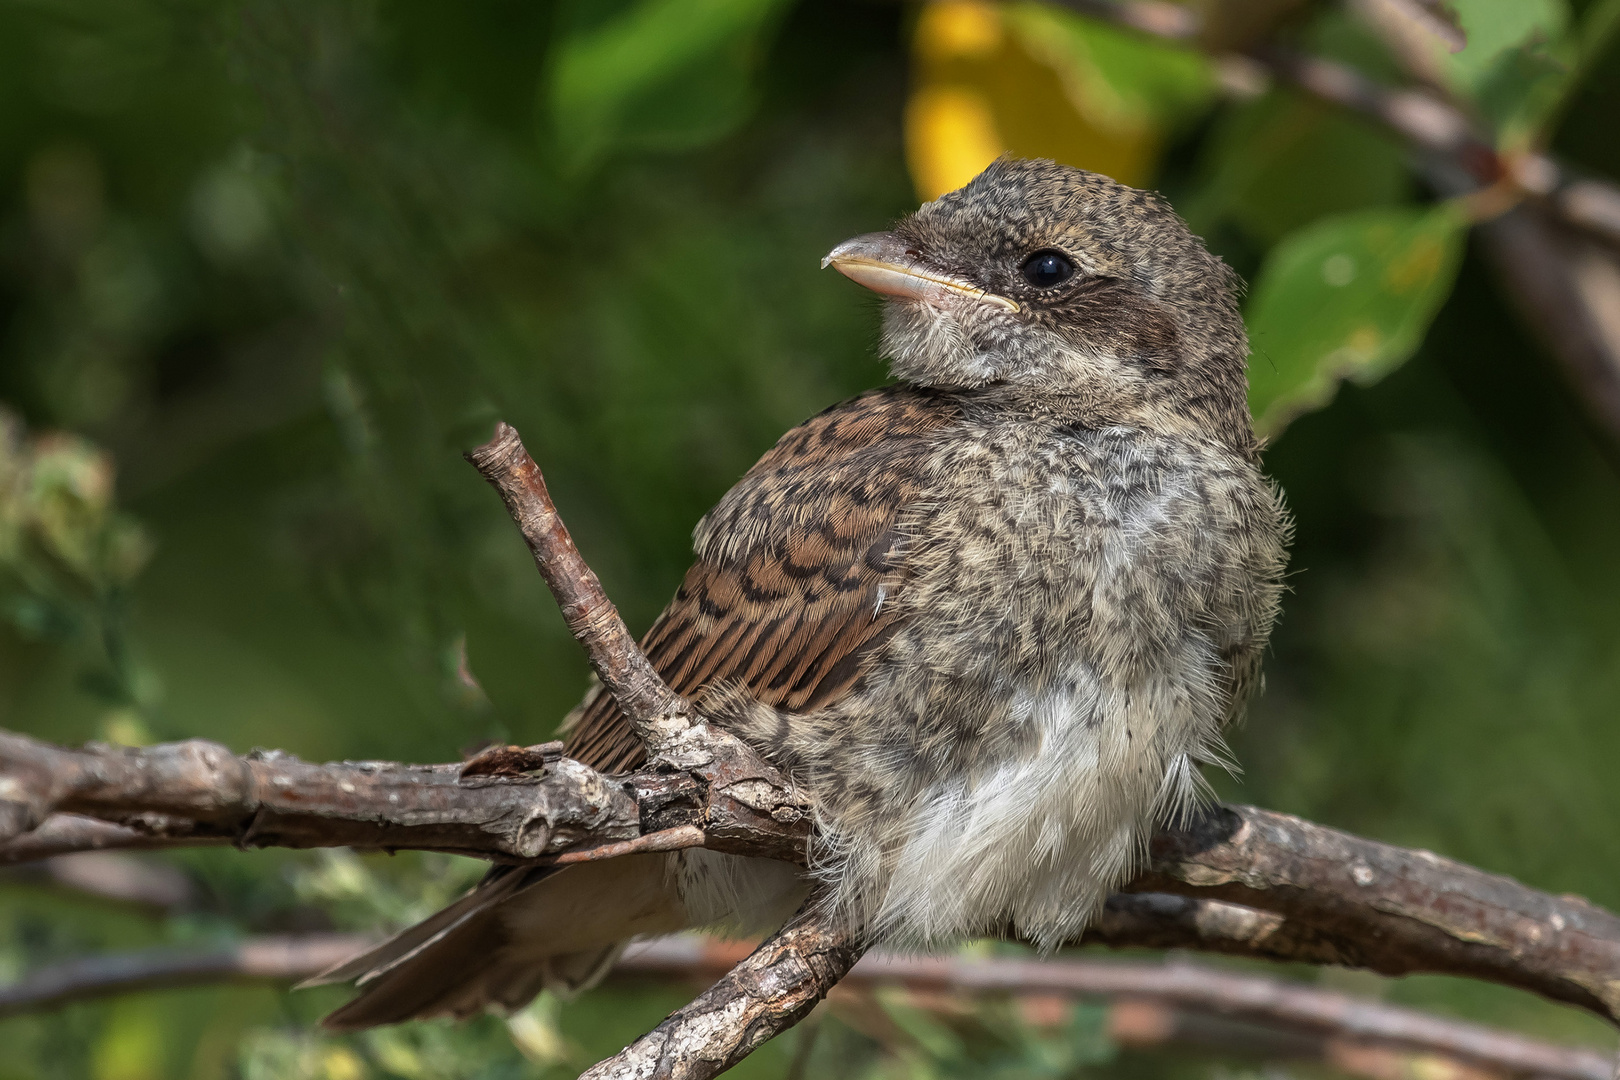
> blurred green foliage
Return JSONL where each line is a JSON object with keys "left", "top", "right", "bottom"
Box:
{"left": 0, "top": 411, "right": 153, "bottom": 730}
{"left": 548, "top": 0, "right": 796, "bottom": 168}
{"left": 1, "top": 0, "right": 1619, "bottom": 1076}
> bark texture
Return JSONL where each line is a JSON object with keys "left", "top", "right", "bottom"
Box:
{"left": 580, "top": 908, "right": 862, "bottom": 1080}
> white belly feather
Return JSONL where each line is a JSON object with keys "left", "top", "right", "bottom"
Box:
{"left": 875, "top": 643, "right": 1223, "bottom": 950}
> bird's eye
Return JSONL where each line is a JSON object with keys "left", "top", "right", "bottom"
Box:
{"left": 1021, "top": 250, "right": 1075, "bottom": 288}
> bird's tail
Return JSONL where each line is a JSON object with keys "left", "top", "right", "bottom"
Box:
{"left": 309, "top": 852, "right": 687, "bottom": 1031}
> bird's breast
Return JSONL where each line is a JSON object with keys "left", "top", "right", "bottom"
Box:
{"left": 820, "top": 424, "right": 1252, "bottom": 944}
{"left": 892, "top": 424, "right": 1217, "bottom": 704}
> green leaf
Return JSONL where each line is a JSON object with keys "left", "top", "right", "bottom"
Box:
{"left": 1443, "top": 0, "right": 1570, "bottom": 135}
{"left": 1004, "top": 2, "right": 1214, "bottom": 138}
{"left": 1476, "top": 39, "right": 1573, "bottom": 137}
{"left": 1245, "top": 204, "right": 1468, "bottom": 437}
{"left": 547, "top": 0, "right": 793, "bottom": 170}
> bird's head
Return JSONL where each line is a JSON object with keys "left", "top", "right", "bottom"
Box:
{"left": 825, "top": 157, "right": 1254, "bottom": 450}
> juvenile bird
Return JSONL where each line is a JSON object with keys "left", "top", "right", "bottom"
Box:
{"left": 313, "top": 157, "right": 1290, "bottom": 1027}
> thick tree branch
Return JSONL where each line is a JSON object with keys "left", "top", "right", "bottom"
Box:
{"left": 4, "top": 734, "right": 1613, "bottom": 1023}
{"left": 5, "top": 733, "right": 1612, "bottom": 1025}
{"left": 0, "top": 732, "right": 636, "bottom": 861}
{"left": 1135, "top": 806, "right": 1620, "bottom": 1021}
{"left": 1081, "top": 891, "right": 1386, "bottom": 965}
{"left": 0, "top": 732, "right": 810, "bottom": 866}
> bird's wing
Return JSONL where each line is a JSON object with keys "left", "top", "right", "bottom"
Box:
{"left": 566, "top": 384, "right": 960, "bottom": 772}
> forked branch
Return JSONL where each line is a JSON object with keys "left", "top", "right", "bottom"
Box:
{"left": 466, "top": 423, "right": 868, "bottom": 1078}
{"left": 465, "top": 423, "right": 815, "bottom": 860}
{"left": 5, "top": 745, "right": 1611, "bottom": 1023}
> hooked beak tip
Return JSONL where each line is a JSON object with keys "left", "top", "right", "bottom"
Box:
{"left": 822, "top": 232, "right": 1019, "bottom": 313}
{"left": 821, "top": 232, "right": 889, "bottom": 271}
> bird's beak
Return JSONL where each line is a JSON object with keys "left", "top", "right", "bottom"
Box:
{"left": 822, "top": 232, "right": 1020, "bottom": 313}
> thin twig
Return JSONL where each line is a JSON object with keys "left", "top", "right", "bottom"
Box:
{"left": 464, "top": 423, "right": 691, "bottom": 748}
{"left": 1052, "top": 0, "right": 1198, "bottom": 40}
{"left": 540, "top": 824, "right": 707, "bottom": 866}
{"left": 1046, "top": 0, "right": 1620, "bottom": 250}
{"left": 467, "top": 423, "right": 857, "bottom": 1076}
{"left": 0, "top": 934, "right": 373, "bottom": 1018}
{"left": 1, "top": 851, "right": 194, "bottom": 911}
{"left": 1472, "top": 203, "right": 1620, "bottom": 445}
{"left": 1041, "top": 0, "right": 1620, "bottom": 452}
{"left": 1302, "top": 0, "right": 1620, "bottom": 449}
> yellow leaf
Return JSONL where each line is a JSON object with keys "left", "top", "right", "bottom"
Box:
{"left": 906, "top": 0, "right": 1165, "bottom": 200}
{"left": 905, "top": 86, "right": 1004, "bottom": 205}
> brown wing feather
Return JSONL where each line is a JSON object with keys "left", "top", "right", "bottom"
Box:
{"left": 566, "top": 385, "right": 960, "bottom": 773}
